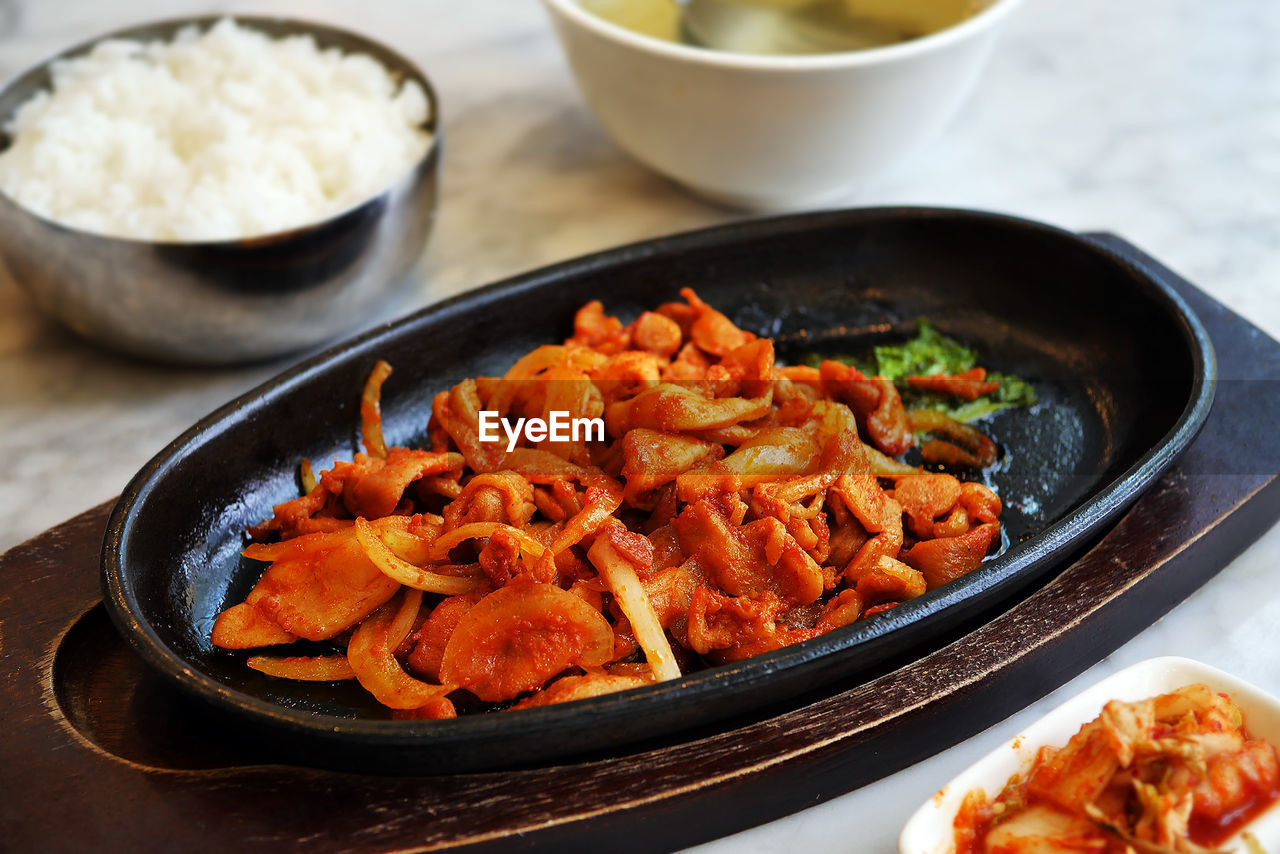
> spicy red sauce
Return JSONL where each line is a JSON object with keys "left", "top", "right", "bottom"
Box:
{"left": 1188, "top": 775, "right": 1280, "bottom": 847}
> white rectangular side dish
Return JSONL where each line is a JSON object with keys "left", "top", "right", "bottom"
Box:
{"left": 900, "top": 656, "right": 1280, "bottom": 854}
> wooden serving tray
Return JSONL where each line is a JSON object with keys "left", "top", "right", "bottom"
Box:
{"left": 2, "top": 235, "right": 1278, "bottom": 853}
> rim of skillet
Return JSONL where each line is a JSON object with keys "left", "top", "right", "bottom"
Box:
{"left": 100, "top": 206, "right": 1217, "bottom": 749}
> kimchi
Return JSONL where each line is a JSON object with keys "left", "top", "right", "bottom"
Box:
{"left": 213, "top": 289, "right": 1011, "bottom": 717}
{"left": 953, "top": 685, "right": 1280, "bottom": 853}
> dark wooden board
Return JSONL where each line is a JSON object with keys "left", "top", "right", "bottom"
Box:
{"left": 1, "top": 234, "right": 1278, "bottom": 853}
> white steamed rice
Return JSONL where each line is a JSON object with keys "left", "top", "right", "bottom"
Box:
{"left": 0, "top": 18, "right": 433, "bottom": 242}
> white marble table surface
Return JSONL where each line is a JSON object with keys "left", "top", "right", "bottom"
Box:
{"left": 1, "top": 0, "right": 1277, "bottom": 850}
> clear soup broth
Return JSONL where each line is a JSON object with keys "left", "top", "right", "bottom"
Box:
{"left": 579, "top": 0, "right": 986, "bottom": 55}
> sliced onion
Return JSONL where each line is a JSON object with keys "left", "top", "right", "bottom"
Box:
{"left": 347, "top": 596, "right": 454, "bottom": 710}
{"left": 427, "top": 522, "right": 547, "bottom": 563}
{"left": 860, "top": 444, "right": 919, "bottom": 476}
{"left": 588, "top": 532, "right": 681, "bottom": 683}
{"left": 388, "top": 588, "right": 423, "bottom": 649}
{"left": 247, "top": 655, "right": 355, "bottom": 681}
{"left": 360, "top": 359, "right": 394, "bottom": 458}
{"left": 355, "top": 517, "right": 480, "bottom": 595}
{"left": 299, "top": 458, "right": 318, "bottom": 495}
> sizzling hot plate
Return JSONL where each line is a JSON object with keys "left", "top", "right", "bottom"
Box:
{"left": 101, "top": 208, "right": 1214, "bottom": 774}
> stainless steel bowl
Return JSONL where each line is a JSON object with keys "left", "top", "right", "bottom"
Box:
{"left": 0, "top": 16, "right": 441, "bottom": 365}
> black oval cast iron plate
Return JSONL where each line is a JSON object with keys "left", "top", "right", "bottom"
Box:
{"left": 101, "top": 208, "right": 1215, "bottom": 774}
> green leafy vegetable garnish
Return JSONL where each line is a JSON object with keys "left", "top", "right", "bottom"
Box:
{"left": 800, "top": 319, "right": 1037, "bottom": 423}
{"left": 873, "top": 319, "right": 977, "bottom": 382}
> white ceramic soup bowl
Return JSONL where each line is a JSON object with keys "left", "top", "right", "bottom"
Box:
{"left": 542, "top": 0, "right": 1023, "bottom": 210}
